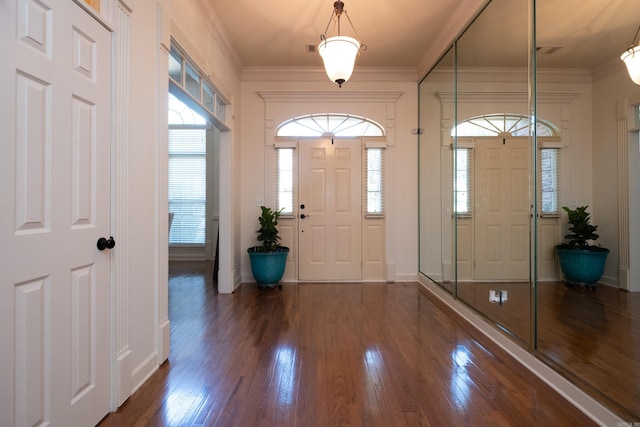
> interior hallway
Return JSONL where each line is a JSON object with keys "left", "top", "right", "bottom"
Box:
{"left": 98, "top": 261, "right": 594, "bottom": 426}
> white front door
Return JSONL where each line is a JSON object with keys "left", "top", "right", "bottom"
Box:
{"left": 298, "top": 139, "right": 362, "bottom": 281}
{"left": 474, "top": 138, "right": 530, "bottom": 280}
{"left": 0, "top": 1, "right": 112, "bottom": 426}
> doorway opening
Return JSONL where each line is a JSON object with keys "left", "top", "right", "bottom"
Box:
{"left": 168, "top": 93, "right": 219, "bottom": 261}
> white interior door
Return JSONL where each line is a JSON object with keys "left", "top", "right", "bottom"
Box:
{"left": 298, "top": 139, "right": 362, "bottom": 281}
{"left": 474, "top": 138, "right": 530, "bottom": 280}
{"left": 0, "top": 1, "right": 112, "bottom": 426}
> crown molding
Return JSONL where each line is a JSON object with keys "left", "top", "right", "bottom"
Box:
{"left": 592, "top": 56, "right": 628, "bottom": 83}
{"left": 242, "top": 66, "right": 419, "bottom": 83}
{"left": 257, "top": 90, "right": 403, "bottom": 103}
{"left": 436, "top": 90, "right": 581, "bottom": 104}
{"left": 191, "top": 0, "right": 243, "bottom": 74}
{"left": 428, "top": 67, "right": 593, "bottom": 85}
{"left": 417, "top": 0, "right": 490, "bottom": 79}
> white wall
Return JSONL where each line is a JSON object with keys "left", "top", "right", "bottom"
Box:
{"left": 593, "top": 64, "right": 640, "bottom": 288}
{"left": 124, "top": 0, "right": 163, "bottom": 392}
{"left": 239, "top": 78, "right": 419, "bottom": 284}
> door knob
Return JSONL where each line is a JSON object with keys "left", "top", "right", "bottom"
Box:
{"left": 97, "top": 236, "right": 116, "bottom": 251}
{"left": 300, "top": 214, "right": 310, "bottom": 219}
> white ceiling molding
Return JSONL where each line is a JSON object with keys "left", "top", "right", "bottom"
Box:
{"left": 257, "top": 90, "right": 403, "bottom": 104}
{"left": 436, "top": 91, "right": 581, "bottom": 104}
{"left": 417, "top": 0, "right": 489, "bottom": 79}
{"left": 192, "top": 0, "right": 243, "bottom": 73}
{"left": 242, "top": 66, "right": 418, "bottom": 83}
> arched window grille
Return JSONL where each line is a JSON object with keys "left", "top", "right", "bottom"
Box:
{"left": 277, "top": 113, "right": 385, "bottom": 137}
{"left": 452, "top": 113, "right": 557, "bottom": 137}
{"left": 169, "top": 93, "right": 206, "bottom": 125}
{"left": 275, "top": 113, "right": 385, "bottom": 215}
{"left": 451, "top": 113, "right": 560, "bottom": 215}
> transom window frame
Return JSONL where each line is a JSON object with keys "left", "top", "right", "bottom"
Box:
{"left": 274, "top": 113, "right": 387, "bottom": 217}
{"left": 169, "top": 40, "right": 229, "bottom": 128}
{"left": 276, "top": 113, "right": 385, "bottom": 138}
{"left": 451, "top": 114, "right": 561, "bottom": 216}
{"left": 452, "top": 113, "right": 557, "bottom": 138}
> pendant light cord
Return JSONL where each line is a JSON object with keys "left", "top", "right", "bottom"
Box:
{"left": 629, "top": 24, "right": 640, "bottom": 49}
{"left": 320, "top": 0, "right": 366, "bottom": 51}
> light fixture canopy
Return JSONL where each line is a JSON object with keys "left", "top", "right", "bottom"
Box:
{"left": 621, "top": 25, "right": 640, "bottom": 85}
{"left": 319, "top": 0, "right": 366, "bottom": 87}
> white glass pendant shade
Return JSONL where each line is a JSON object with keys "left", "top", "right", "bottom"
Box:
{"left": 318, "top": 36, "right": 360, "bottom": 87}
{"left": 621, "top": 45, "right": 640, "bottom": 85}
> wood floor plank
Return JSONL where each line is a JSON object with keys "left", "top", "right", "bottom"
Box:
{"left": 98, "top": 262, "right": 597, "bottom": 426}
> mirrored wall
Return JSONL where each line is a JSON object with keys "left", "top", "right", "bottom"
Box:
{"left": 419, "top": 0, "right": 640, "bottom": 420}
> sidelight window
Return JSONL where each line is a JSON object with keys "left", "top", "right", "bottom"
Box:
{"left": 454, "top": 148, "right": 472, "bottom": 214}
{"left": 539, "top": 148, "right": 559, "bottom": 215}
{"left": 277, "top": 148, "right": 295, "bottom": 214}
{"left": 366, "top": 148, "right": 384, "bottom": 214}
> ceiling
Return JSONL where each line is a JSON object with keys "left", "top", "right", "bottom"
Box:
{"left": 203, "top": 0, "right": 466, "bottom": 70}
{"left": 203, "top": 0, "right": 640, "bottom": 75}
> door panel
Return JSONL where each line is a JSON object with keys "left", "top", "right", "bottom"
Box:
{"left": 0, "top": 1, "right": 112, "bottom": 425}
{"left": 298, "top": 139, "right": 362, "bottom": 281}
{"left": 474, "top": 139, "right": 530, "bottom": 280}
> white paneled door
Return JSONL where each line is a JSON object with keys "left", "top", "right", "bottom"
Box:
{"left": 474, "top": 138, "right": 530, "bottom": 280}
{"left": 0, "top": 1, "right": 112, "bottom": 426}
{"left": 298, "top": 139, "right": 362, "bottom": 281}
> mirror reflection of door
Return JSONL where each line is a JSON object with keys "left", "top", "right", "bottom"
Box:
{"left": 298, "top": 139, "right": 362, "bottom": 281}
{"left": 474, "top": 137, "right": 530, "bottom": 281}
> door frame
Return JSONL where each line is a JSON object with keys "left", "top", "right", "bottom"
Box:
{"left": 258, "top": 90, "right": 402, "bottom": 284}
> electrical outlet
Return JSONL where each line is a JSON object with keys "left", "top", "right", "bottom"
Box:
{"left": 569, "top": 196, "right": 578, "bottom": 207}
{"left": 489, "top": 290, "right": 508, "bottom": 305}
{"left": 489, "top": 290, "right": 499, "bottom": 303}
{"left": 256, "top": 197, "right": 265, "bottom": 207}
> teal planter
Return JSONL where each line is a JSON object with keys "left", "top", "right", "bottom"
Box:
{"left": 247, "top": 247, "right": 289, "bottom": 288}
{"left": 556, "top": 247, "right": 609, "bottom": 287}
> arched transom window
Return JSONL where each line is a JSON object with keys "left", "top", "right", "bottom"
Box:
{"left": 450, "top": 113, "right": 561, "bottom": 216}
{"left": 452, "top": 113, "right": 556, "bottom": 137}
{"left": 277, "top": 113, "right": 385, "bottom": 137}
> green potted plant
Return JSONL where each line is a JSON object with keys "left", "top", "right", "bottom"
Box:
{"left": 555, "top": 205, "right": 609, "bottom": 288}
{"left": 247, "top": 206, "right": 289, "bottom": 289}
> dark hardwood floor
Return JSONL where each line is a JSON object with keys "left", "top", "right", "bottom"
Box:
{"left": 537, "top": 281, "right": 640, "bottom": 420}
{"left": 98, "top": 261, "right": 595, "bottom": 426}
{"left": 451, "top": 279, "right": 640, "bottom": 420}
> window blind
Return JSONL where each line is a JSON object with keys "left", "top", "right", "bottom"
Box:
{"left": 168, "top": 128, "right": 207, "bottom": 244}
{"left": 366, "top": 148, "right": 384, "bottom": 214}
{"left": 539, "top": 148, "right": 559, "bottom": 214}
{"left": 454, "top": 148, "right": 473, "bottom": 214}
{"left": 276, "top": 148, "right": 295, "bottom": 214}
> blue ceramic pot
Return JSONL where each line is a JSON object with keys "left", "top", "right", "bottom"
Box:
{"left": 247, "top": 247, "right": 289, "bottom": 287}
{"left": 556, "top": 246, "right": 609, "bottom": 286}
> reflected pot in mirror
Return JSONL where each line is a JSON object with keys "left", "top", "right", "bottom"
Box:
{"left": 247, "top": 247, "right": 289, "bottom": 289}
{"left": 556, "top": 246, "right": 609, "bottom": 287}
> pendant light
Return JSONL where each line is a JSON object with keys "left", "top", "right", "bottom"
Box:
{"left": 318, "top": 0, "right": 366, "bottom": 87}
{"left": 621, "top": 25, "right": 640, "bottom": 85}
